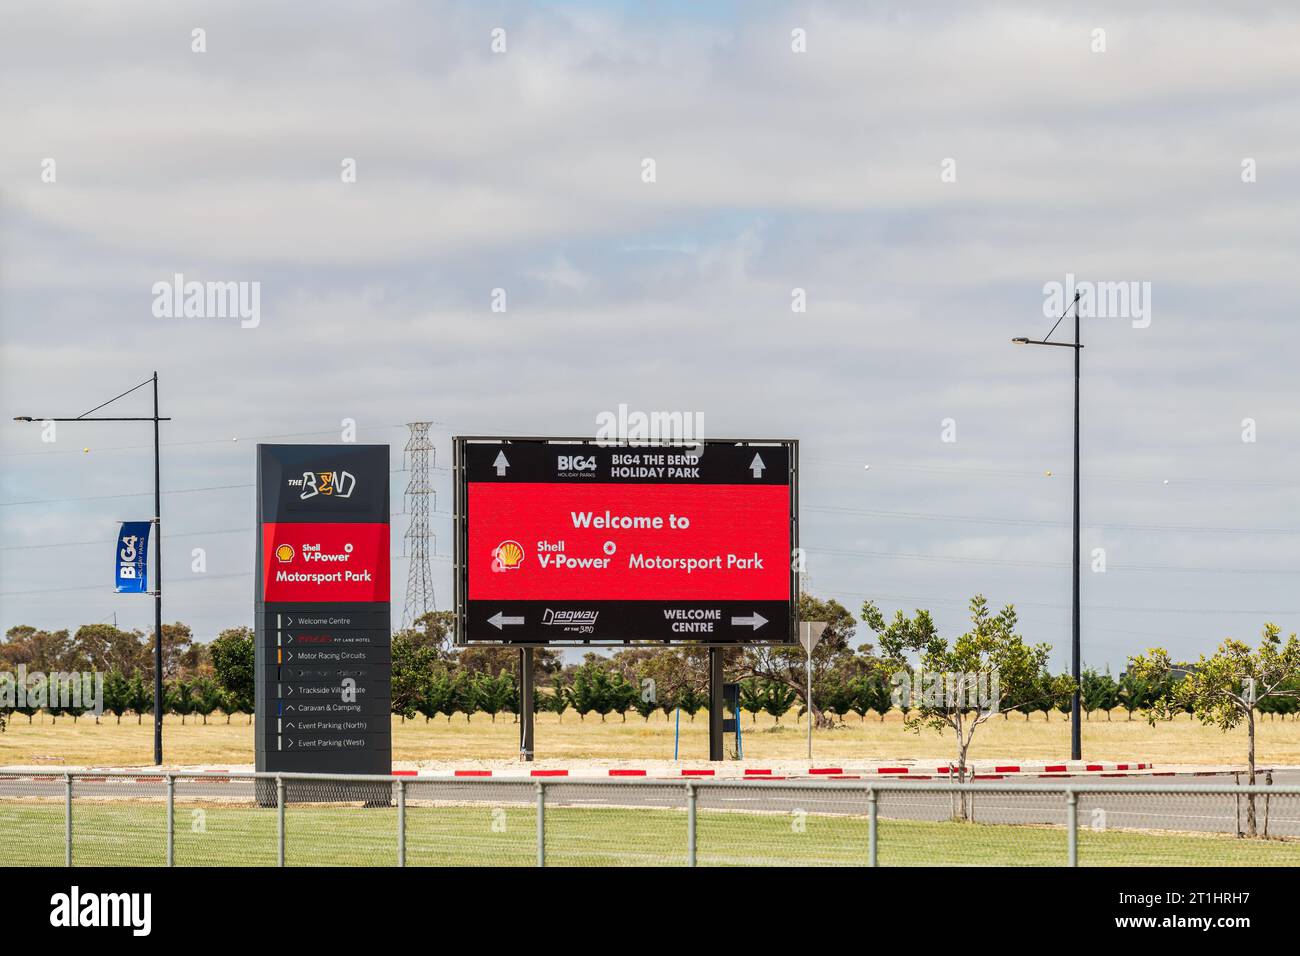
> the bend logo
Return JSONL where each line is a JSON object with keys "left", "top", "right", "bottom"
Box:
{"left": 491, "top": 540, "right": 525, "bottom": 572}
{"left": 288, "top": 469, "right": 356, "bottom": 500}
{"left": 50, "top": 886, "right": 151, "bottom": 936}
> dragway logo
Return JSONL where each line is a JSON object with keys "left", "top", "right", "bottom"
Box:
{"left": 288, "top": 470, "right": 356, "bottom": 500}
{"left": 542, "top": 608, "right": 599, "bottom": 626}
{"left": 50, "top": 885, "right": 151, "bottom": 936}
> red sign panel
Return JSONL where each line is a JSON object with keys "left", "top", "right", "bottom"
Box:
{"left": 468, "top": 483, "right": 790, "bottom": 601}
{"left": 260, "top": 521, "right": 389, "bottom": 603}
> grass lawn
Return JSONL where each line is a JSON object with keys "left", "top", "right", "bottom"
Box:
{"left": 2, "top": 800, "right": 1296, "bottom": 867}
{"left": 3, "top": 709, "right": 1300, "bottom": 767}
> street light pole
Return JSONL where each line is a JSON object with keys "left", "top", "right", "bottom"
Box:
{"left": 1013, "top": 291, "right": 1084, "bottom": 761}
{"left": 152, "top": 372, "right": 164, "bottom": 766}
{"left": 1070, "top": 301, "right": 1082, "bottom": 762}
{"left": 13, "top": 373, "right": 170, "bottom": 765}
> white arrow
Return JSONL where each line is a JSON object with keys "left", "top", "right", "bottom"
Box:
{"left": 731, "top": 612, "right": 768, "bottom": 630}
{"left": 493, "top": 451, "right": 510, "bottom": 476}
{"left": 488, "top": 612, "right": 525, "bottom": 630}
{"left": 749, "top": 453, "right": 766, "bottom": 478}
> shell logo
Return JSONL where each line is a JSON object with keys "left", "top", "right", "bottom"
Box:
{"left": 491, "top": 540, "right": 525, "bottom": 573}
{"left": 275, "top": 543, "right": 295, "bottom": 563}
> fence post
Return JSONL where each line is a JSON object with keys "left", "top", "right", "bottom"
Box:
{"left": 536, "top": 781, "right": 546, "bottom": 867}
{"left": 686, "top": 782, "right": 697, "bottom": 868}
{"left": 867, "top": 785, "right": 878, "bottom": 867}
{"left": 396, "top": 779, "right": 406, "bottom": 868}
{"left": 276, "top": 775, "right": 286, "bottom": 867}
{"left": 166, "top": 774, "right": 175, "bottom": 867}
{"left": 1234, "top": 772, "right": 1241, "bottom": 837}
{"left": 64, "top": 772, "right": 72, "bottom": 868}
{"left": 1264, "top": 770, "right": 1272, "bottom": 838}
{"left": 1066, "top": 789, "right": 1078, "bottom": 867}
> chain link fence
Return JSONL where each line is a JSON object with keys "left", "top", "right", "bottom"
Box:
{"left": 2, "top": 771, "right": 1297, "bottom": 867}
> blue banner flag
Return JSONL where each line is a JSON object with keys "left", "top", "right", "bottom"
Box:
{"left": 114, "top": 521, "right": 151, "bottom": 593}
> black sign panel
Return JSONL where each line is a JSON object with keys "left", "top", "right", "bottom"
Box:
{"left": 255, "top": 445, "right": 391, "bottom": 775}
{"left": 454, "top": 437, "right": 798, "bottom": 646}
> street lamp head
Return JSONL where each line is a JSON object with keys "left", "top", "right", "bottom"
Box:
{"left": 13, "top": 416, "right": 33, "bottom": 422}
{"left": 1011, "top": 337, "right": 1030, "bottom": 345}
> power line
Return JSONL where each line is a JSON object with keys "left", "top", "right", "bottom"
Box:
{"left": 811, "top": 585, "right": 1297, "bottom": 618}
{"left": 805, "top": 456, "right": 1300, "bottom": 488}
{"left": 803, "top": 504, "right": 1300, "bottom": 536}
{"left": 3, "top": 480, "right": 1291, "bottom": 537}
{"left": 806, "top": 545, "right": 1295, "bottom": 575}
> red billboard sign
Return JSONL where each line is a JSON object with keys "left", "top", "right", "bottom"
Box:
{"left": 455, "top": 438, "right": 798, "bottom": 645}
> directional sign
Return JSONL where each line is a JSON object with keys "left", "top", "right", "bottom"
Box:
{"left": 799, "top": 621, "right": 829, "bottom": 654}
{"left": 255, "top": 444, "right": 391, "bottom": 775}
{"left": 454, "top": 437, "right": 798, "bottom": 646}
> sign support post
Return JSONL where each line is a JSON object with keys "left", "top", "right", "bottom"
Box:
{"left": 709, "top": 647, "right": 724, "bottom": 761}
{"left": 519, "top": 646, "right": 535, "bottom": 762}
{"left": 800, "top": 622, "right": 828, "bottom": 761}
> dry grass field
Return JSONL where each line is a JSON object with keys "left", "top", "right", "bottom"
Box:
{"left": 3, "top": 708, "right": 1298, "bottom": 767}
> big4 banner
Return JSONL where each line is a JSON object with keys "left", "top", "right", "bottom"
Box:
{"left": 454, "top": 437, "right": 798, "bottom": 645}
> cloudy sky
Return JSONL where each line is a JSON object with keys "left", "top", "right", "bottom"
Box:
{"left": 1, "top": 0, "right": 1296, "bottom": 670}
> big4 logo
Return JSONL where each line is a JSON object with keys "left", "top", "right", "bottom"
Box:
{"left": 556, "top": 455, "right": 596, "bottom": 472}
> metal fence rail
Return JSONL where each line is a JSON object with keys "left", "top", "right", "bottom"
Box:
{"left": 2, "top": 771, "right": 1297, "bottom": 867}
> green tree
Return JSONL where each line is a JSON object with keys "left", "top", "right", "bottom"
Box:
{"left": 864, "top": 594, "right": 1071, "bottom": 809}
{"left": 209, "top": 628, "right": 254, "bottom": 718}
{"left": 1130, "top": 624, "right": 1300, "bottom": 836}
{"left": 191, "top": 676, "right": 223, "bottom": 725}
{"left": 126, "top": 674, "right": 152, "bottom": 724}
{"left": 743, "top": 593, "right": 861, "bottom": 729}
{"left": 606, "top": 671, "right": 638, "bottom": 722}
{"left": 166, "top": 679, "right": 195, "bottom": 725}
{"left": 472, "top": 671, "right": 517, "bottom": 722}
{"left": 1118, "top": 669, "right": 1154, "bottom": 720}
{"left": 566, "top": 663, "right": 609, "bottom": 722}
{"left": 738, "top": 678, "right": 765, "bottom": 724}
{"left": 1081, "top": 667, "right": 1120, "bottom": 720}
{"left": 677, "top": 683, "right": 706, "bottom": 723}
{"left": 391, "top": 633, "right": 438, "bottom": 720}
{"left": 761, "top": 681, "right": 797, "bottom": 723}
{"left": 537, "top": 686, "right": 568, "bottom": 720}
{"left": 102, "top": 670, "right": 132, "bottom": 724}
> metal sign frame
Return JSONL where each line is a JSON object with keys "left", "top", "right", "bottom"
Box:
{"left": 454, "top": 436, "right": 799, "bottom": 647}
